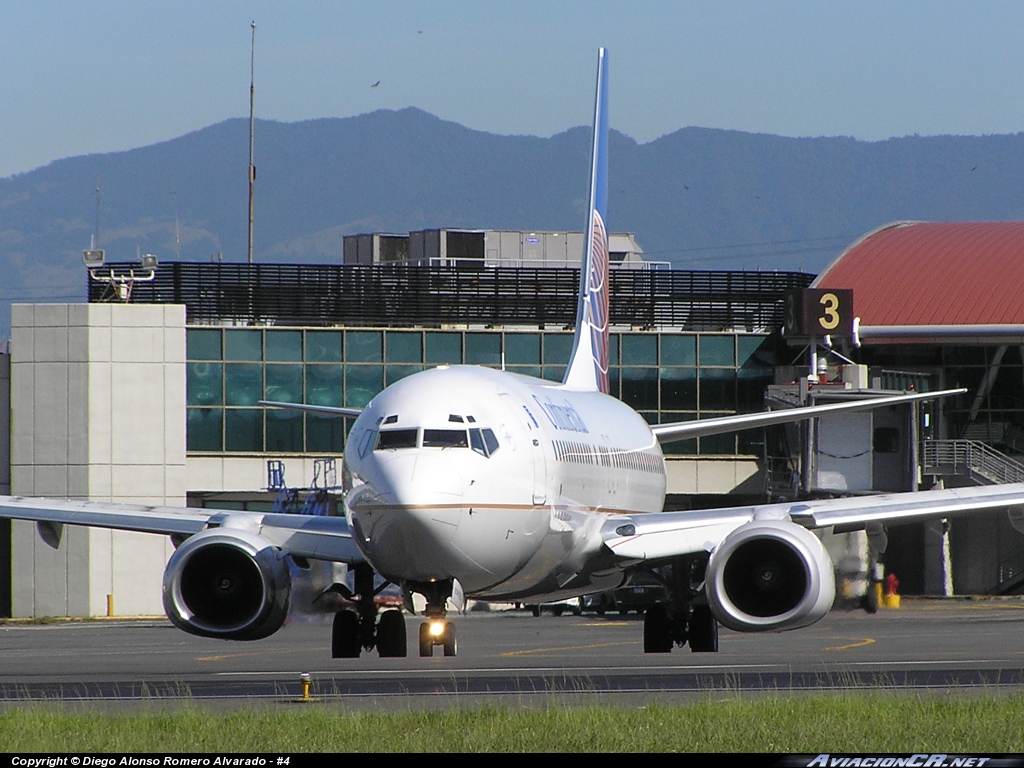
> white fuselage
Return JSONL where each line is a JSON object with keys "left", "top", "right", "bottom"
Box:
{"left": 342, "top": 365, "right": 667, "bottom": 600}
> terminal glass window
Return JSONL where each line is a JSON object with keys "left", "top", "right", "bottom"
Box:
{"left": 184, "top": 326, "right": 774, "bottom": 459}
{"left": 306, "top": 331, "right": 342, "bottom": 363}
{"left": 346, "top": 331, "right": 383, "bottom": 363}
{"left": 465, "top": 333, "right": 501, "bottom": 366}
{"left": 225, "top": 330, "right": 262, "bottom": 361}
{"left": 425, "top": 332, "right": 461, "bottom": 365}
{"left": 387, "top": 332, "right": 422, "bottom": 364}
{"left": 266, "top": 331, "right": 303, "bottom": 362}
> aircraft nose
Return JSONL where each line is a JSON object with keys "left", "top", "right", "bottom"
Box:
{"left": 348, "top": 451, "right": 464, "bottom": 579}
{"left": 372, "top": 452, "right": 464, "bottom": 506}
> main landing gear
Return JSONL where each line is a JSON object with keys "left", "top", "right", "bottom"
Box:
{"left": 410, "top": 579, "right": 457, "bottom": 657}
{"left": 326, "top": 563, "right": 408, "bottom": 659}
{"left": 641, "top": 556, "right": 720, "bottom": 654}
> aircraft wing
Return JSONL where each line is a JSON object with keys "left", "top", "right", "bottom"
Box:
{"left": 650, "top": 388, "right": 963, "bottom": 444}
{"left": 602, "top": 482, "right": 1024, "bottom": 563}
{"left": 0, "top": 495, "right": 365, "bottom": 564}
{"left": 259, "top": 400, "right": 364, "bottom": 418}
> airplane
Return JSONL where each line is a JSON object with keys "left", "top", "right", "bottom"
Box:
{"left": 2, "top": 48, "right": 1024, "bottom": 659}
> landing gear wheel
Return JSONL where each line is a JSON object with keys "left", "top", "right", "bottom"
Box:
{"left": 419, "top": 622, "right": 434, "bottom": 657}
{"left": 688, "top": 605, "right": 719, "bottom": 653}
{"left": 643, "top": 605, "right": 673, "bottom": 653}
{"left": 442, "top": 622, "right": 457, "bottom": 657}
{"left": 377, "top": 609, "right": 407, "bottom": 658}
{"left": 332, "top": 610, "right": 361, "bottom": 658}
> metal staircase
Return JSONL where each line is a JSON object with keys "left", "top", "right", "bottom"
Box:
{"left": 921, "top": 439, "right": 1024, "bottom": 594}
{"left": 920, "top": 439, "right": 1024, "bottom": 486}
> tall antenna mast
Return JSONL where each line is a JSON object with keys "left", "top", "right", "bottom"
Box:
{"left": 94, "top": 175, "right": 101, "bottom": 249}
{"left": 247, "top": 20, "right": 256, "bottom": 264}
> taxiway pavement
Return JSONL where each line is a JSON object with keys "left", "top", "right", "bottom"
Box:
{"left": 0, "top": 598, "right": 1021, "bottom": 709}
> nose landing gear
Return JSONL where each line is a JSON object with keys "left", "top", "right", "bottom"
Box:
{"left": 408, "top": 579, "right": 458, "bottom": 657}
{"left": 418, "top": 619, "right": 457, "bottom": 657}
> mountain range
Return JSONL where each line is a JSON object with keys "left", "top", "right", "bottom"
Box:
{"left": 2, "top": 108, "right": 1024, "bottom": 335}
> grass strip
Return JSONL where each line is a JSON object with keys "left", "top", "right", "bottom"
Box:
{"left": 1, "top": 694, "right": 1023, "bottom": 752}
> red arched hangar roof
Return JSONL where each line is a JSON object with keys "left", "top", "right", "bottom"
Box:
{"left": 812, "top": 221, "right": 1024, "bottom": 325}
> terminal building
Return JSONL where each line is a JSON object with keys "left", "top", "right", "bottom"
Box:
{"left": 2, "top": 222, "right": 1023, "bottom": 617}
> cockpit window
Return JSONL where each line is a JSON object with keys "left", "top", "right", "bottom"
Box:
{"left": 422, "top": 429, "right": 468, "bottom": 448}
{"left": 376, "top": 428, "right": 418, "bottom": 450}
{"left": 470, "top": 428, "right": 500, "bottom": 457}
{"left": 483, "top": 428, "right": 500, "bottom": 456}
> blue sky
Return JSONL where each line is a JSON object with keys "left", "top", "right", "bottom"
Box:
{"left": 3, "top": 2, "right": 1024, "bottom": 179}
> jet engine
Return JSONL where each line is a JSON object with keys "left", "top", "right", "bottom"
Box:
{"left": 162, "top": 528, "right": 291, "bottom": 641}
{"left": 705, "top": 519, "right": 835, "bottom": 633}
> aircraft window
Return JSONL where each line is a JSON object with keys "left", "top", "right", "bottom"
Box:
{"left": 383, "top": 415, "right": 398, "bottom": 425}
{"left": 423, "top": 429, "right": 468, "bottom": 448}
{"left": 376, "top": 429, "right": 418, "bottom": 450}
{"left": 483, "top": 428, "right": 500, "bottom": 456}
{"left": 470, "top": 428, "right": 486, "bottom": 456}
{"left": 358, "top": 429, "right": 376, "bottom": 459}
{"left": 448, "top": 414, "right": 464, "bottom": 423}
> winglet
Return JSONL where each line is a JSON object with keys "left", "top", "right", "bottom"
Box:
{"left": 563, "top": 48, "right": 610, "bottom": 394}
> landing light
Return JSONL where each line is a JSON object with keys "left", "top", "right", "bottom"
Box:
{"left": 429, "top": 620, "right": 446, "bottom": 638}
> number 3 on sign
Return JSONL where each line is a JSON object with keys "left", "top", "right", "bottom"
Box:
{"left": 818, "top": 292, "right": 840, "bottom": 331}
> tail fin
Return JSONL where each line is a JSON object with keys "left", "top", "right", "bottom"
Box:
{"left": 563, "top": 48, "right": 610, "bottom": 394}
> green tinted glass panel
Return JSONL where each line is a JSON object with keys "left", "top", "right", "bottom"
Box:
{"left": 466, "top": 333, "right": 501, "bottom": 365}
{"left": 386, "top": 331, "right": 422, "bottom": 363}
{"left": 609, "top": 333, "right": 620, "bottom": 367}
{"left": 700, "top": 432, "right": 736, "bottom": 456}
{"left": 306, "top": 331, "right": 342, "bottom": 363}
{"left": 621, "top": 334, "right": 657, "bottom": 366}
{"left": 737, "top": 335, "right": 770, "bottom": 368}
{"left": 504, "top": 333, "right": 540, "bottom": 365}
{"left": 543, "top": 334, "right": 573, "bottom": 366}
{"left": 187, "top": 329, "right": 221, "bottom": 361}
{"left": 699, "top": 368, "right": 736, "bottom": 410}
{"left": 224, "top": 330, "right": 262, "bottom": 361}
{"left": 187, "top": 362, "right": 222, "bottom": 406}
{"left": 507, "top": 365, "right": 541, "bottom": 379}
{"left": 621, "top": 367, "right": 658, "bottom": 411}
{"left": 187, "top": 408, "right": 222, "bottom": 451}
{"left": 737, "top": 367, "right": 773, "bottom": 409}
{"left": 266, "top": 409, "right": 303, "bottom": 453}
{"left": 608, "top": 367, "right": 620, "bottom": 398}
{"left": 225, "top": 363, "right": 263, "bottom": 406}
{"left": 425, "top": 332, "right": 461, "bottom": 365}
{"left": 225, "top": 409, "right": 263, "bottom": 452}
{"left": 737, "top": 426, "right": 765, "bottom": 456}
{"left": 265, "top": 331, "right": 302, "bottom": 362}
{"left": 661, "top": 334, "right": 697, "bottom": 367}
{"left": 346, "top": 331, "right": 383, "bottom": 363}
{"left": 306, "top": 365, "right": 344, "bottom": 407}
{"left": 699, "top": 335, "right": 734, "bottom": 367}
{"left": 386, "top": 364, "right": 422, "bottom": 385}
{"left": 660, "top": 367, "right": 697, "bottom": 410}
{"left": 265, "top": 364, "right": 303, "bottom": 404}
{"left": 306, "top": 413, "right": 347, "bottom": 453}
{"left": 659, "top": 412, "right": 696, "bottom": 456}
{"left": 542, "top": 366, "right": 565, "bottom": 382}
{"left": 346, "top": 366, "right": 383, "bottom": 407}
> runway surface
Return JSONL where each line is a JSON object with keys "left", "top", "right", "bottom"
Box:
{"left": 1, "top": 598, "right": 1022, "bottom": 708}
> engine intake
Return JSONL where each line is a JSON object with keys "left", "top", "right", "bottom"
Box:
{"left": 705, "top": 519, "right": 835, "bottom": 632}
{"left": 162, "top": 529, "right": 291, "bottom": 641}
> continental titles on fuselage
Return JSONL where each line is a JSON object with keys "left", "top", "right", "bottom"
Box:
{"left": 532, "top": 395, "right": 590, "bottom": 433}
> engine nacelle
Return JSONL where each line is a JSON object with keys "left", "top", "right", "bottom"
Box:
{"left": 162, "top": 528, "right": 291, "bottom": 641}
{"left": 705, "top": 519, "right": 835, "bottom": 632}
